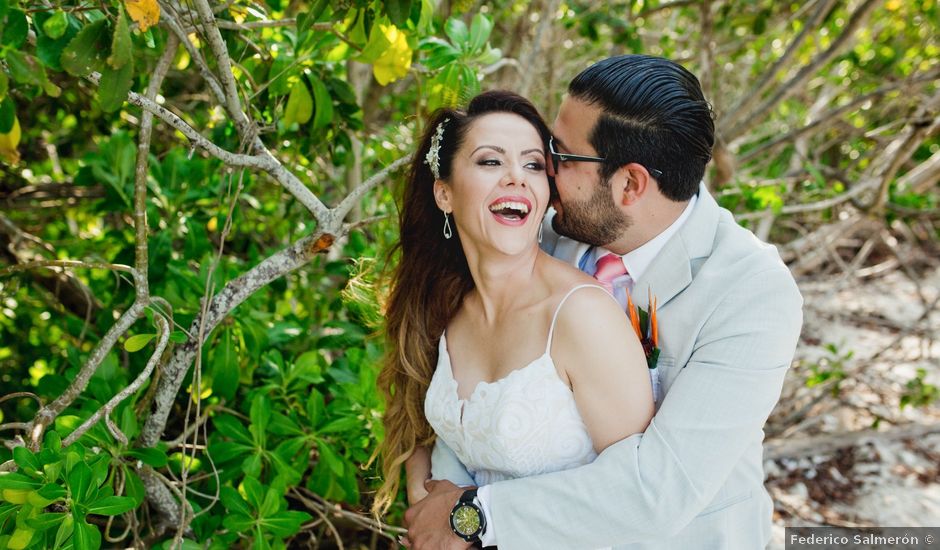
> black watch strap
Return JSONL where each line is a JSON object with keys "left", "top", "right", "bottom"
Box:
{"left": 450, "top": 488, "right": 485, "bottom": 544}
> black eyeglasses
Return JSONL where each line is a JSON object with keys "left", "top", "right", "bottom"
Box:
{"left": 547, "top": 136, "right": 663, "bottom": 180}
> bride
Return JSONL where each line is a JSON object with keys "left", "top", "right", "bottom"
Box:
{"left": 374, "top": 90, "right": 654, "bottom": 544}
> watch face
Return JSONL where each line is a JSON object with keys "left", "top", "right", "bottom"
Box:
{"left": 452, "top": 505, "right": 481, "bottom": 536}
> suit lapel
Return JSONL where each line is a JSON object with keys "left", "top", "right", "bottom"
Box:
{"left": 632, "top": 184, "right": 721, "bottom": 310}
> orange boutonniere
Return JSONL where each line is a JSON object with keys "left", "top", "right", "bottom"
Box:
{"left": 626, "top": 287, "right": 661, "bottom": 369}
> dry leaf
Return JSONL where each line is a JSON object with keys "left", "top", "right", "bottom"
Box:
{"left": 125, "top": 0, "right": 160, "bottom": 32}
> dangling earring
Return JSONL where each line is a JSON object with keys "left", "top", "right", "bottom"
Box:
{"left": 443, "top": 212, "right": 453, "bottom": 240}
{"left": 538, "top": 221, "right": 543, "bottom": 244}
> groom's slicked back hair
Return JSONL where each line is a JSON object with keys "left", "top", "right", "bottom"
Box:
{"left": 569, "top": 54, "right": 714, "bottom": 201}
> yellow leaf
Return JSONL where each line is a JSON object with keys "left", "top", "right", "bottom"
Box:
{"left": 373, "top": 25, "right": 412, "bottom": 86}
{"left": 885, "top": 0, "right": 902, "bottom": 10}
{"left": 0, "top": 115, "right": 21, "bottom": 165}
{"left": 125, "top": 0, "right": 160, "bottom": 32}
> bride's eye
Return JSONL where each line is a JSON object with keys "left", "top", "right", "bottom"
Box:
{"left": 477, "top": 158, "right": 501, "bottom": 166}
{"left": 525, "top": 160, "right": 546, "bottom": 171}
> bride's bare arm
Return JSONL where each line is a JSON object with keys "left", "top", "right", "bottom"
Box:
{"left": 553, "top": 287, "right": 655, "bottom": 452}
{"left": 405, "top": 445, "right": 431, "bottom": 504}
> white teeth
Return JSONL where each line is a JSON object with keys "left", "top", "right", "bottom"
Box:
{"left": 488, "top": 201, "right": 530, "bottom": 214}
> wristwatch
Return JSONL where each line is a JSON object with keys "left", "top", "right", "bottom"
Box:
{"left": 449, "top": 488, "right": 486, "bottom": 543}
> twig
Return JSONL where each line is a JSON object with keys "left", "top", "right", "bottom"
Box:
{"left": 721, "top": 0, "right": 838, "bottom": 135}
{"left": 62, "top": 314, "right": 170, "bottom": 447}
{"left": 333, "top": 156, "right": 410, "bottom": 223}
{"left": 0, "top": 260, "right": 136, "bottom": 278}
{"left": 0, "top": 423, "right": 30, "bottom": 432}
{"left": 764, "top": 423, "right": 940, "bottom": 461}
{"left": 725, "top": 0, "right": 880, "bottom": 140}
{"left": 0, "top": 392, "right": 42, "bottom": 407}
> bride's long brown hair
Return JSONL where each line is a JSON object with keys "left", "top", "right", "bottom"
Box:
{"left": 373, "top": 91, "right": 552, "bottom": 515}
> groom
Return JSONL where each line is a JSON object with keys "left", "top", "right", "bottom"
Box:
{"left": 403, "top": 55, "right": 803, "bottom": 549}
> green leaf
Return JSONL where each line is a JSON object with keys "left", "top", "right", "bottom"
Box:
{"left": 61, "top": 19, "right": 109, "bottom": 77}
{"left": 0, "top": 96, "right": 15, "bottom": 133}
{"left": 386, "top": 0, "right": 412, "bottom": 27}
{"left": 108, "top": 10, "right": 133, "bottom": 69}
{"left": 241, "top": 476, "right": 264, "bottom": 509}
{"left": 219, "top": 486, "right": 251, "bottom": 516}
{"left": 0, "top": 473, "right": 41, "bottom": 490}
{"left": 212, "top": 415, "right": 253, "bottom": 445}
{"left": 123, "top": 468, "right": 145, "bottom": 505}
{"left": 36, "top": 484, "right": 67, "bottom": 502}
{"left": 125, "top": 447, "right": 168, "bottom": 467}
{"left": 53, "top": 514, "right": 74, "bottom": 550}
{"left": 13, "top": 447, "right": 40, "bottom": 474}
{"left": 124, "top": 333, "right": 156, "bottom": 353}
{"left": 260, "top": 510, "right": 310, "bottom": 537}
{"left": 309, "top": 74, "right": 334, "bottom": 130}
{"left": 249, "top": 394, "right": 271, "bottom": 446}
{"left": 258, "top": 488, "right": 280, "bottom": 518}
{"left": 42, "top": 10, "right": 69, "bottom": 39}
{"left": 283, "top": 78, "right": 313, "bottom": 127}
{"left": 444, "top": 17, "right": 469, "bottom": 49}
{"left": 87, "top": 495, "right": 137, "bottom": 516}
{"left": 67, "top": 463, "right": 92, "bottom": 504}
{"left": 2, "top": 8, "right": 27, "bottom": 48}
{"left": 72, "top": 518, "right": 101, "bottom": 550}
{"left": 221, "top": 513, "right": 254, "bottom": 533}
{"left": 211, "top": 328, "right": 239, "bottom": 401}
{"left": 316, "top": 440, "right": 343, "bottom": 476}
{"left": 0, "top": 71, "right": 7, "bottom": 102}
{"left": 5, "top": 50, "right": 44, "bottom": 87}
{"left": 27, "top": 512, "right": 66, "bottom": 532}
{"left": 98, "top": 57, "right": 134, "bottom": 112}
{"left": 468, "top": 13, "right": 493, "bottom": 54}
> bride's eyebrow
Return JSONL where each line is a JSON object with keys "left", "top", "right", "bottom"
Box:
{"left": 522, "top": 148, "right": 545, "bottom": 157}
{"left": 471, "top": 145, "right": 505, "bottom": 155}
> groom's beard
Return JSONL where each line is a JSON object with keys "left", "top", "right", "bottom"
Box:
{"left": 552, "top": 178, "right": 631, "bottom": 247}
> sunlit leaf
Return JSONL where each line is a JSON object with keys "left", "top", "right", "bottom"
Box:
{"left": 372, "top": 25, "right": 412, "bottom": 85}
{"left": 283, "top": 78, "right": 313, "bottom": 126}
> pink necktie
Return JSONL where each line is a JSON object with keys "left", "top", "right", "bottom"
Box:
{"left": 593, "top": 253, "right": 628, "bottom": 294}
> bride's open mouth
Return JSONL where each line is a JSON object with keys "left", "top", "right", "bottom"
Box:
{"left": 488, "top": 197, "right": 532, "bottom": 226}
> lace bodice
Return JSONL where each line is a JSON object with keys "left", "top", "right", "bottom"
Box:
{"left": 424, "top": 285, "right": 605, "bottom": 486}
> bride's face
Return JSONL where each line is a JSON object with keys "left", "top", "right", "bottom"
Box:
{"left": 434, "top": 113, "right": 549, "bottom": 258}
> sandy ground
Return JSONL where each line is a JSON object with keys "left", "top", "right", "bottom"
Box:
{"left": 766, "top": 266, "right": 940, "bottom": 547}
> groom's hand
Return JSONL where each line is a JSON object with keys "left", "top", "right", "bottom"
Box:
{"left": 402, "top": 480, "right": 472, "bottom": 550}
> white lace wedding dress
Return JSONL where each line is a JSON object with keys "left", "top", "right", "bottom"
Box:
{"left": 425, "top": 284, "right": 605, "bottom": 486}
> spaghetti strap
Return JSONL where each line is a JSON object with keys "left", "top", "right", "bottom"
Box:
{"left": 545, "top": 284, "right": 618, "bottom": 355}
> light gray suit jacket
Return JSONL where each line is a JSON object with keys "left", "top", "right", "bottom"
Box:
{"left": 430, "top": 185, "right": 803, "bottom": 549}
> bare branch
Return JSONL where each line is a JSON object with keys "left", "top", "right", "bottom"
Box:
{"left": 190, "top": 0, "right": 253, "bottom": 138}
{"left": 62, "top": 314, "right": 170, "bottom": 448}
{"left": 734, "top": 176, "right": 880, "bottom": 221}
{"left": 0, "top": 393, "right": 42, "bottom": 407}
{"left": 333, "top": 156, "right": 411, "bottom": 223}
{"left": 0, "top": 423, "right": 30, "bottom": 432}
{"left": 736, "top": 67, "right": 940, "bottom": 163}
{"left": 725, "top": 0, "right": 880, "bottom": 140}
{"left": 898, "top": 148, "right": 940, "bottom": 193}
{"left": 638, "top": 0, "right": 697, "bottom": 17}
{"left": 720, "top": 0, "right": 839, "bottom": 133}
{"left": 30, "top": 301, "right": 147, "bottom": 445}
{"left": 0, "top": 260, "right": 136, "bottom": 278}
{"left": 159, "top": 11, "right": 226, "bottom": 105}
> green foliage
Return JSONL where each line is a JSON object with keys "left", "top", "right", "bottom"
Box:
{"left": 901, "top": 368, "right": 939, "bottom": 409}
{"left": 804, "top": 343, "right": 852, "bottom": 396}
{"left": 0, "top": 433, "right": 138, "bottom": 550}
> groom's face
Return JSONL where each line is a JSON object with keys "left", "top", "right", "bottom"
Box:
{"left": 550, "top": 97, "right": 631, "bottom": 247}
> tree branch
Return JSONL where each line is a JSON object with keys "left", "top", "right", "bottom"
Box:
{"left": 62, "top": 314, "right": 170, "bottom": 448}
{"left": 736, "top": 67, "right": 940, "bottom": 163}
{"left": 333, "top": 156, "right": 410, "bottom": 223}
{"left": 725, "top": 0, "right": 880, "bottom": 140}
{"left": 720, "top": 0, "right": 839, "bottom": 134}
